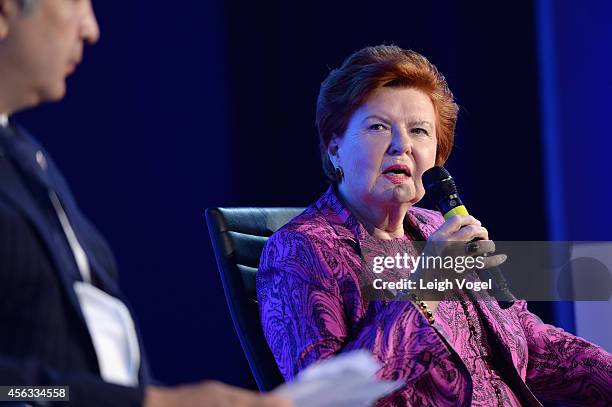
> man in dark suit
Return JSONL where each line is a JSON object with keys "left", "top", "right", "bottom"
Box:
{"left": 0, "top": 1, "right": 291, "bottom": 406}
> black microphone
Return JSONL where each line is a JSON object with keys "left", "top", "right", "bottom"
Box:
{"left": 422, "top": 166, "right": 515, "bottom": 309}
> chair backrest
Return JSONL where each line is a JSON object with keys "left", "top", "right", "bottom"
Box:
{"left": 205, "top": 207, "right": 305, "bottom": 391}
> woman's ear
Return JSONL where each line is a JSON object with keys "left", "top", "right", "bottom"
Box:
{"left": 327, "top": 134, "right": 340, "bottom": 166}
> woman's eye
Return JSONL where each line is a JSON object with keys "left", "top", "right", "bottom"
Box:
{"left": 368, "top": 123, "right": 388, "bottom": 131}
{"left": 412, "top": 128, "right": 429, "bottom": 136}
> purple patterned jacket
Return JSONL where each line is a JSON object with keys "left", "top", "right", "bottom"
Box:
{"left": 257, "top": 187, "right": 612, "bottom": 406}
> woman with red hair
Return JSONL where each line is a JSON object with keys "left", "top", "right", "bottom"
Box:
{"left": 257, "top": 45, "right": 611, "bottom": 406}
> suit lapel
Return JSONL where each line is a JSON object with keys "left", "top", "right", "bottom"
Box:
{"left": 0, "top": 153, "right": 91, "bottom": 324}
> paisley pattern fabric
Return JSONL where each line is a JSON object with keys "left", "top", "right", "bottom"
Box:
{"left": 435, "top": 293, "right": 523, "bottom": 406}
{"left": 257, "top": 187, "right": 612, "bottom": 406}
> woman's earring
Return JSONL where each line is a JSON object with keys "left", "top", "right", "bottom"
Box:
{"left": 335, "top": 166, "right": 344, "bottom": 182}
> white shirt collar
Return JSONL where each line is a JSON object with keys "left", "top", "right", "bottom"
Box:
{"left": 0, "top": 114, "right": 8, "bottom": 128}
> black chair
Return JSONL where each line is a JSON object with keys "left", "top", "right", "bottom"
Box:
{"left": 205, "top": 207, "right": 305, "bottom": 391}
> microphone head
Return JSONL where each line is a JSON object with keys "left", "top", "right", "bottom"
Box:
{"left": 422, "top": 166, "right": 464, "bottom": 215}
{"left": 422, "top": 166, "right": 451, "bottom": 188}
{"left": 423, "top": 166, "right": 457, "bottom": 197}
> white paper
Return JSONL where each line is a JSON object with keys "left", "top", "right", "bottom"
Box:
{"left": 74, "top": 282, "right": 140, "bottom": 387}
{"left": 273, "top": 350, "right": 404, "bottom": 407}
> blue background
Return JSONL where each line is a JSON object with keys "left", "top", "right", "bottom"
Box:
{"left": 14, "top": 0, "right": 611, "bottom": 392}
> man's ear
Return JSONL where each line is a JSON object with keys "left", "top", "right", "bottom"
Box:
{"left": 0, "top": 0, "right": 21, "bottom": 40}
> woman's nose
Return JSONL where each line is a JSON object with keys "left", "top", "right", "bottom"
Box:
{"left": 387, "top": 129, "right": 413, "bottom": 156}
